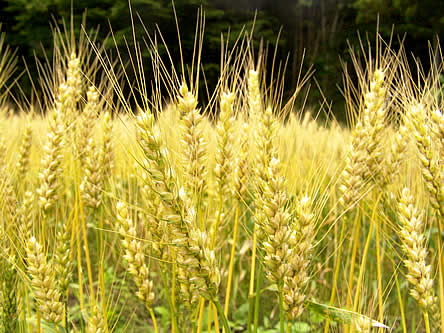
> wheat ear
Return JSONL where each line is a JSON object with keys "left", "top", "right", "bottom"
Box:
{"left": 282, "top": 195, "right": 316, "bottom": 319}
{"left": 36, "top": 108, "right": 64, "bottom": 213}
{"left": 405, "top": 103, "right": 443, "bottom": 216}
{"left": 26, "top": 237, "right": 64, "bottom": 325}
{"left": 398, "top": 187, "right": 440, "bottom": 330}
{"left": 116, "top": 201, "right": 155, "bottom": 307}
{"left": 16, "top": 120, "right": 32, "bottom": 180}
{"left": 178, "top": 83, "right": 208, "bottom": 203}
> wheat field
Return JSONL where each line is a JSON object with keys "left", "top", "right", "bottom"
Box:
{"left": 0, "top": 12, "right": 443, "bottom": 333}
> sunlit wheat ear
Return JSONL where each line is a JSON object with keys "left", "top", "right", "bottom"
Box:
{"left": 137, "top": 110, "right": 196, "bottom": 305}
{"left": 247, "top": 69, "right": 262, "bottom": 123}
{"left": 248, "top": 68, "right": 264, "bottom": 175}
{"left": 78, "top": 85, "right": 99, "bottom": 165}
{"left": 405, "top": 103, "right": 442, "bottom": 215}
{"left": 16, "top": 121, "right": 32, "bottom": 179}
{"left": 212, "top": 90, "right": 236, "bottom": 242}
{"left": 2, "top": 175, "right": 18, "bottom": 231}
{"left": 36, "top": 108, "right": 64, "bottom": 213}
{"left": 136, "top": 110, "right": 180, "bottom": 209}
{"left": 260, "top": 157, "right": 293, "bottom": 283}
{"left": 66, "top": 52, "right": 82, "bottom": 100}
{"left": 169, "top": 191, "right": 219, "bottom": 306}
{"left": 338, "top": 68, "right": 390, "bottom": 208}
{"left": 87, "top": 304, "right": 106, "bottom": 333}
{"left": 431, "top": 108, "right": 444, "bottom": 141}
{"left": 255, "top": 107, "right": 277, "bottom": 186}
{"left": 26, "top": 236, "right": 64, "bottom": 325}
{"left": 215, "top": 90, "right": 235, "bottom": 206}
{"left": 58, "top": 52, "right": 82, "bottom": 132}
{"left": 254, "top": 107, "right": 278, "bottom": 243}
{"left": 177, "top": 83, "right": 208, "bottom": 203}
{"left": 18, "top": 191, "right": 35, "bottom": 254}
{"left": 233, "top": 121, "right": 250, "bottom": 202}
{"left": 282, "top": 195, "right": 316, "bottom": 319}
{"left": 338, "top": 122, "right": 367, "bottom": 210}
{"left": 140, "top": 174, "right": 168, "bottom": 260}
{"left": 398, "top": 187, "right": 440, "bottom": 328}
{"left": 116, "top": 201, "right": 155, "bottom": 308}
{"left": 430, "top": 109, "right": 443, "bottom": 166}
{"left": 136, "top": 109, "right": 220, "bottom": 305}
{"left": 361, "top": 68, "right": 389, "bottom": 182}
{"left": 54, "top": 220, "right": 73, "bottom": 301}
{"left": 255, "top": 155, "right": 315, "bottom": 320}
{"left": 385, "top": 114, "right": 409, "bottom": 185}
{"left": 80, "top": 138, "right": 103, "bottom": 209}
{"left": 178, "top": 202, "right": 221, "bottom": 301}
{"left": 100, "top": 111, "right": 114, "bottom": 179}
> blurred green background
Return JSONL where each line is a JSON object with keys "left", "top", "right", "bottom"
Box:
{"left": 0, "top": 0, "right": 442, "bottom": 120}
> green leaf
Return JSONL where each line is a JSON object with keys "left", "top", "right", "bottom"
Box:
{"left": 290, "top": 322, "right": 311, "bottom": 332}
{"left": 262, "top": 283, "right": 278, "bottom": 293}
{"left": 306, "top": 300, "right": 389, "bottom": 329}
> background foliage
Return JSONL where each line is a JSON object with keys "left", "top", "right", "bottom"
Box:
{"left": 0, "top": 0, "right": 442, "bottom": 119}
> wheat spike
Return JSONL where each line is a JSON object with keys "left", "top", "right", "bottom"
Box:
{"left": 36, "top": 108, "right": 64, "bottom": 213}
{"left": 117, "top": 201, "right": 155, "bottom": 307}
{"left": 398, "top": 187, "right": 440, "bottom": 329}
{"left": 26, "top": 237, "right": 64, "bottom": 325}
{"left": 178, "top": 83, "right": 208, "bottom": 204}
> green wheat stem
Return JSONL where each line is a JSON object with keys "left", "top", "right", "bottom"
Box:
{"left": 254, "top": 262, "right": 262, "bottom": 333}
{"left": 278, "top": 285, "right": 285, "bottom": 333}
{"left": 324, "top": 216, "right": 347, "bottom": 332}
{"left": 213, "top": 299, "right": 231, "bottom": 333}
{"left": 395, "top": 271, "right": 407, "bottom": 333}
{"left": 424, "top": 311, "right": 431, "bottom": 333}
{"left": 160, "top": 269, "right": 178, "bottom": 332}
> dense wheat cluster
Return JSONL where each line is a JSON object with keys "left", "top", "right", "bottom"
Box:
{"left": 0, "top": 11, "right": 443, "bottom": 333}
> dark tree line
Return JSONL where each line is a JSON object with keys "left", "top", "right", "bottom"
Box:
{"left": 0, "top": 0, "right": 442, "bottom": 119}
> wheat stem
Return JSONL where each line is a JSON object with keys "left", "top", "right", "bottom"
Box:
{"left": 278, "top": 286, "right": 285, "bottom": 333}
{"left": 214, "top": 299, "right": 231, "bottom": 333}
{"left": 375, "top": 207, "right": 384, "bottom": 328}
{"left": 395, "top": 272, "right": 407, "bottom": 333}
{"left": 149, "top": 307, "right": 159, "bottom": 333}
{"left": 197, "top": 298, "right": 205, "bottom": 333}
{"left": 224, "top": 204, "right": 239, "bottom": 320}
